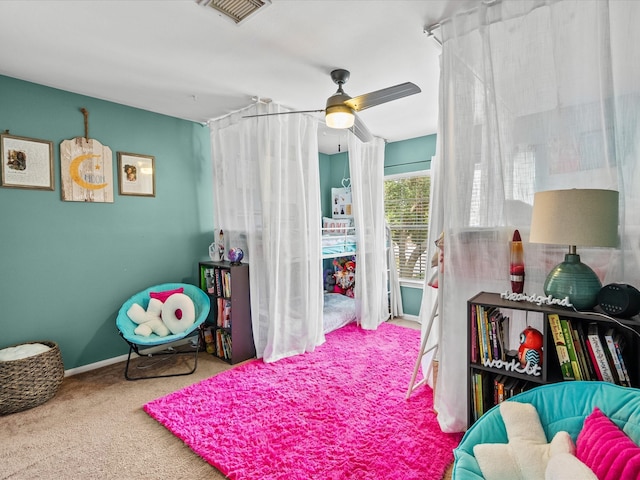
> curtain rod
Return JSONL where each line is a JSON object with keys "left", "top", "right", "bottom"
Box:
{"left": 423, "top": 0, "right": 502, "bottom": 45}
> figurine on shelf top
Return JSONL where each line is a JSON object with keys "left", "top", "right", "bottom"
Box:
{"left": 217, "top": 229, "right": 225, "bottom": 261}
{"left": 228, "top": 247, "right": 244, "bottom": 265}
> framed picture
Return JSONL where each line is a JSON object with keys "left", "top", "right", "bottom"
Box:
{"left": 1, "top": 133, "right": 54, "bottom": 190}
{"left": 117, "top": 152, "right": 155, "bottom": 197}
{"left": 331, "top": 187, "right": 353, "bottom": 219}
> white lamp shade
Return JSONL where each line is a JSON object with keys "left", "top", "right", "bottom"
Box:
{"left": 529, "top": 189, "right": 619, "bottom": 247}
{"left": 325, "top": 105, "right": 355, "bottom": 129}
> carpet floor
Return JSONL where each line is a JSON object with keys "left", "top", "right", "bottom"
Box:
{"left": 145, "top": 322, "right": 462, "bottom": 479}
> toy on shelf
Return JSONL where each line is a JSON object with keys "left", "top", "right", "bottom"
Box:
{"left": 518, "top": 326, "right": 543, "bottom": 368}
{"left": 510, "top": 229, "right": 525, "bottom": 294}
{"left": 332, "top": 256, "right": 356, "bottom": 297}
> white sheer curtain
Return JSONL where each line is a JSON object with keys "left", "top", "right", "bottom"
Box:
{"left": 348, "top": 135, "right": 388, "bottom": 329}
{"left": 388, "top": 242, "right": 404, "bottom": 318}
{"left": 424, "top": 0, "right": 640, "bottom": 432}
{"left": 210, "top": 104, "right": 324, "bottom": 362}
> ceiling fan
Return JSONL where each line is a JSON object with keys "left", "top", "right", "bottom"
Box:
{"left": 244, "top": 69, "right": 421, "bottom": 143}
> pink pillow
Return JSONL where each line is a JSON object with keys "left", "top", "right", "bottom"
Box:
{"left": 149, "top": 287, "right": 184, "bottom": 303}
{"left": 576, "top": 407, "right": 640, "bottom": 480}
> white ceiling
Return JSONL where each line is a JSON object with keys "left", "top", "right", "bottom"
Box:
{"left": 0, "top": 0, "right": 480, "bottom": 155}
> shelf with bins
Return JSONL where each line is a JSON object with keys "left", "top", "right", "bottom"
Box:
{"left": 467, "top": 292, "right": 640, "bottom": 427}
{"left": 199, "top": 260, "right": 255, "bottom": 364}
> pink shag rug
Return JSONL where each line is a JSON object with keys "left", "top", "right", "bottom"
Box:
{"left": 144, "top": 322, "right": 462, "bottom": 480}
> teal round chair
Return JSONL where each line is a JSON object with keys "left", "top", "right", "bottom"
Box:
{"left": 116, "top": 283, "right": 210, "bottom": 380}
{"left": 452, "top": 381, "right": 640, "bottom": 479}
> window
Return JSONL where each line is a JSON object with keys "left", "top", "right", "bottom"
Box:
{"left": 384, "top": 171, "right": 431, "bottom": 282}
{"left": 469, "top": 145, "right": 535, "bottom": 227}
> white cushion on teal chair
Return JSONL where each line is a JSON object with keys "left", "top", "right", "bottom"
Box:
{"left": 116, "top": 283, "right": 210, "bottom": 346}
{"left": 452, "top": 381, "right": 640, "bottom": 479}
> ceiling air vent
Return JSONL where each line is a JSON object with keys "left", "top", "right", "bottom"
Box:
{"left": 196, "top": 0, "right": 270, "bottom": 24}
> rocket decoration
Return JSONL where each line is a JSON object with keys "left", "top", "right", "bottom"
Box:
{"left": 510, "top": 229, "right": 525, "bottom": 293}
{"left": 518, "top": 326, "right": 543, "bottom": 368}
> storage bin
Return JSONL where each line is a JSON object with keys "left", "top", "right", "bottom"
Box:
{"left": 0, "top": 340, "right": 64, "bottom": 415}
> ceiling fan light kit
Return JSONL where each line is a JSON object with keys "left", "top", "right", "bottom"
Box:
{"left": 326, "top": 105, "right": 355, "bottom": 129}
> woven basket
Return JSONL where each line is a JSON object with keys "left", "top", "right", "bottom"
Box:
{"left": 0, "top": 340, "right": 64, "bottom": 415}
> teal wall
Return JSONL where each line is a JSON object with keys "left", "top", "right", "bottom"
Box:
{"left": 320, "top": 136, "right": 436, "bottom": 316}
{"left": 0, "top": 75, "right": 213, "bottom": 370}
{"left": 318, "top": 152, "right": 332, "bottom": 218}
{"left": 385, "top": 135, "right": 435, "bottom": 176}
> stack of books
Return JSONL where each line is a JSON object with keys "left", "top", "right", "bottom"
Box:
{"left": 548, "top": 314, "right": 630, "bottom": 386}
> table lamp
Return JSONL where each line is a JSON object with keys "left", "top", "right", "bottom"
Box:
{"left": 529, "top": 189, "right": 619, "bottom": 310}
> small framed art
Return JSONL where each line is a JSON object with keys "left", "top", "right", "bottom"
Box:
{"left": 117, "top": 152, "right": 155, "bottom": 197}
{"left": 1, "top": 133, "right": 54, "bottom": 190}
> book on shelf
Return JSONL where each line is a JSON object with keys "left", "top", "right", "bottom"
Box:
{"left": 489, "top": 312, "right": 499, "bottom": 360}
{"left": 493, "top": 374, "right": 506, "bottom": 405}
{"left": 471, "top": 373, "right": 478, "bottom": 421}
{"left": 560, "top": 318, "right": 583, "bottom": 380}
{"left": 584, "top": 333, "right": 604, "bottom": 381}
{"left": 221, "top": 269, "right": 231, "bottom": 298}
{"left": 492, "top": 310, "right": 508, "bottom": 361}
{"left": 222, "top": 299, "right": 232, "bottom": 328}
{"left": 471, "top": 304, "right": 479, "bottom": 363}
{"left": 613, "top": 333, "right": 632, "bottom": 386}
{"left": 510, "top": 379, "right": 528, "bottom": 398}
{"left": 603, "top": 328, "right": 629, "bottom": 386}
{"left": 587, "top": 323, "right": 616, "bottom": 383}
{"left": 472, "top": 371, "right": 492, "bottom": 421}
{"left": 572, "top": 322, "right": 596, "bottom": 381}
{"left": 472, "top": 305, "right": 510, "bottom": 364}
{"left": 214, "top": 268, "right": 223, "bottom": 296}
{"left": 203, "top": 268, "right": 216, "bottom": 293}
{"left": 216, "top": 329, "right": 223, "bottom": 357}
{"left": 477, "top": 305, "right": 488, "bottom": 362}
{"left": 217, "top": 298, "right": 224, "bottom": 327}
{"left": 501, "top": 376, "right": 519, "bottom": 400}
{"left": 548, "top": 314, "right": 574, "bottom": 380}
{"left": 224, "top": 331, "right": 232, "bottom": 358}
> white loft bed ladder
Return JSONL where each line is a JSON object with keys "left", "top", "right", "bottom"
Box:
{"left": 406, "top": 295, "right": 439, "bottom": 399}
{"left": 406, "top": 230, "right": 443, "bottom": 399}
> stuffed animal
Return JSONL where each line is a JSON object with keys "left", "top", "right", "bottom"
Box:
{"left": 473, "top": 401, "right": 575, "bottom": 480}
{"left": 518, "top": 326, "right": 543, "bottom": 368}
{"left": 324, "top": 268, "right": 336, "bottom": 292}
{"left": 127, "top": 298, "right": 170, "bottom": 337}
{"left": 333, "top": 257, "right": 355, "bottom": 297}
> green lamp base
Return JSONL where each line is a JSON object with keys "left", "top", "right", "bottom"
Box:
{"left": 544, "top": 253, "right": 601, "bottom": 310}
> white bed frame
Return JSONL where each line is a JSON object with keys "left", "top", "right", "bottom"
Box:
{"left": 321, "top": 224, "right": 397, "bottom": 321}
{"left": 321, "top": 226, "right": 357, "bottom": 259}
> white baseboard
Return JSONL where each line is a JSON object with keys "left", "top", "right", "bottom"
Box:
{"left": 64, "top": 337, "right": 197, "bottom": 377}
{"left": 399, "top": 313, "right": 421, "bottom": 323}
{"left": 64, "top": 354, "right": 130, "bottom": 377}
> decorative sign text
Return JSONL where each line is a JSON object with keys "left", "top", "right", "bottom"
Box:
{"left": 482, "top": 358, "right": 542, "bottom": 377}
{"left": 500, "top": 291, "right": 573, "bottom": 308}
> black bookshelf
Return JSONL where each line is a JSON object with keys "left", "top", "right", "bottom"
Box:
{"left": 467, "top": 292, "right": 640, "bottom": 427}
{"left": 199, "top": 261, "right": 255, "bottom": 364}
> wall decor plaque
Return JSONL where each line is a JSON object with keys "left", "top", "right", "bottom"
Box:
{"left": 60, "top": 137, "right": 113, "bottom": 203}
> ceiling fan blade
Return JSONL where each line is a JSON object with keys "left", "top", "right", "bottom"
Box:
{"left": 243, "top": 109, "right": 323, "bottom": 118}
{"left": 344, "top": 82, "right": 421, "bottom": 112}
{"left": 350, "top": 114, "right": 373, "bottom": 143}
